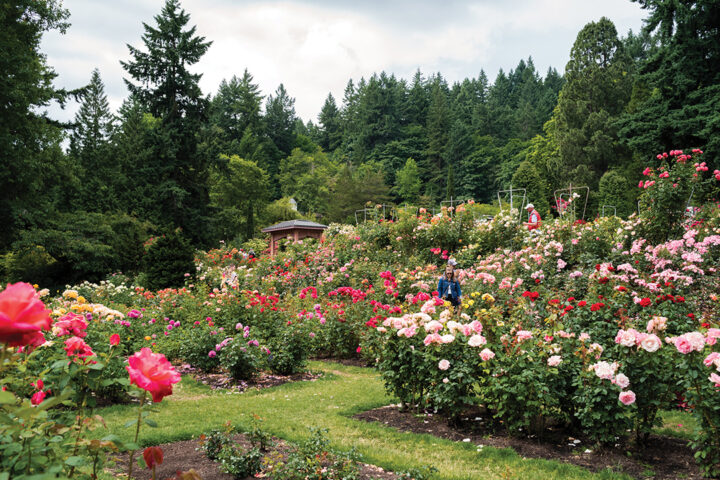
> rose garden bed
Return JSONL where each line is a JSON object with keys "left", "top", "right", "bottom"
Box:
{"left": 355, "top": 405, "right": 701, "bottom": 480}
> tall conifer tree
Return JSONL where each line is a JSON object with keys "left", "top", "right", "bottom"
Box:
{"left": 121, "top": 0, "right": 212, "bottom": 243}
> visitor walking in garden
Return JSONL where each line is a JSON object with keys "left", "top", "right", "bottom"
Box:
{"left": 525, "top": 203, "right": 542, "bottom": 231}
{"left": 438, "top": 265, "right": 462, "bottom": 311}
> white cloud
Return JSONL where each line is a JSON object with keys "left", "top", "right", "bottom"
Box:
{"left": 40, "top": 0, "right": 647, "bottom": 123}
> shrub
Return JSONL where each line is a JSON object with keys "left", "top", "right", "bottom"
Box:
{"left": 265, "top": 327, "right": 308, "bottom": 375}
{"left": 218, "top": 338, "right": 264, "bottom": 381}
{"left": 141, "top": 231, "right": 195, "bottom": 290}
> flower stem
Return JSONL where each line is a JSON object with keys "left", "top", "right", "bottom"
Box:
{"left": 127, "top": 391, "right": 146, "bottom": 480}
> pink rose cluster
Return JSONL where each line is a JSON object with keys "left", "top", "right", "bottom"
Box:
{"left": 614, "top": 328, "right": 662, "bottom": 352}
{"left": 672, "top": 332, "right": 706, "bottom": 354}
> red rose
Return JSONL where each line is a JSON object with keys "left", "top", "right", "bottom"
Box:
{"left": 64, "top": 336, "right": 96, "bottom": 364}
{"left": 143, "top": 446, "right": 164, "bottom": 468}
{"left": 598, "top": 277, "right": 609, "bottom": 284}
{"left": 639, "top": 298, "right": 652, "bottom": 308}
{"left": 31, "top": 390, "right": 47, "bottom": 406}
{"left": 0, "top": 282, "right": 52, "bottom": 347}
{"left": 590, "top": 302, "right": 604, "bottom": 311}
{"left": 110, "top": 333, "right": 121, "bottom": 346}
{"left": 577, "top": 301, "right": 587, "bottom": 307}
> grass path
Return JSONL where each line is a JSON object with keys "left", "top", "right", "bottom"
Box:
{"left": 97, "top": 361, "right": 633, "bottom": 480}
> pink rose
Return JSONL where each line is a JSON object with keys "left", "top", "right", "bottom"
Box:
{"left": 438, "top": 359, "right": 450, "bottom": 371}
{"left": 706, "top": 328, "right": 720, "bottom": 346}
{"left": 640, "top": 334, "right": 662, "bottom": 353}
{"left": 423, "top": 333, "right": 442, "bottom": 346}
{"left": 674, "top": 336, "right": 694, "bottom": 354}
{"left": 709, "top": 373, "right": 720, "bottom": 387}
{"left": 704, "top": 352, "right": 720, "bottom": 368}
{"left": 619, "top": 390, "right": 636, "bottom": 405}
{"left": 31, "top": 390, "right": 47, "bottom": 406}
{"left": 127, "top": 348, "right": 181, "bottom": 402}
{"left": 516, "top": 330, "right": 532, "bottom": 341}
{"left": 64, "top": 336, "right": 96, "bottom": 364}
{"left": 686, "top": 332, "right": 706, "bottom": 352}
{"left": 479, "top": 348, "right": 495, "bottom": 361}
{"left": 424, "top": 320, "right": 443, "bottom": 333}
{"left": 468, "top": 334, "right": 487, "bottom": 347}
{"left": 592, "top": 361, "right": 617, "bottom": 380}
{"left": 547, "top": 355, "right": 562, "bottom": 367}
{"left": 440, "top": 334, "right": 455, "bottom": 344}
{"left": 614, "top": 373, "right": 630, "bottom": 389}
{"left": 0, "top": 282, "right": 52, "bottom": 347}
{"left": 53, "top": 313, "right": 88, "bottom": 338}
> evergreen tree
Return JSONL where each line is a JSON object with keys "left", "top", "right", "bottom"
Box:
{"left": 70, "top": 68, "right": 118, "bottom": 212}
{"left": 265, "top": 84, "right": 297, "bottom": 157}
{"left": 553, "top": 17, "right": 632, "bottom": 188}
{"left": 0, "top": 0, "right": 70, "bottom": 250}
{"left": 318, "top": 93, "right": 342, "bottom": 152}
{"left": 619, "top": 0, "right": 720, "bottom": 163}
{"left": 264, "top": 83, "right": 297, "bottom": 198}
{"left": 423, "top": 79, "right": 450, "bottom": 198}
{"left": 121, "top": 0, "right": 213, "bottom": 244}
{"left": 208, "top": 71, "right": 264, "bottom": 158}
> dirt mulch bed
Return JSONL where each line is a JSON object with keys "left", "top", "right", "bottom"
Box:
{"left": 174, "top": 363, "right": 322, "bottom": 392}
{"left": 354, "top": 405, "right": 702, "bottom": 480}
{"left": 111, "top": 433, "right": 400, "bottom": 480}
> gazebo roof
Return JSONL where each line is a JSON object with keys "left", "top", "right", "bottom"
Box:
{"left": 261, "top": 219, "right": 328, "bottom": 233}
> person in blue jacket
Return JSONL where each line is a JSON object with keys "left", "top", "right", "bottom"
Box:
{"left": 438, "top": 265, "right": 462, "bottom": 308}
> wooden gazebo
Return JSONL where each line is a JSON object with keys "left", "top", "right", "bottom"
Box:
{"left": 261, "top": 220, "right": 328, "bottom": 256}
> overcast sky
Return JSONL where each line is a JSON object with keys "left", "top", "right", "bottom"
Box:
{"left": 42, "top": 0, "right": 649, "bottom": 123}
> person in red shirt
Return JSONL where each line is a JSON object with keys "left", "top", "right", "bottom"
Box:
{"left": 525, "top": 203, "right": 542, "bottom": 231}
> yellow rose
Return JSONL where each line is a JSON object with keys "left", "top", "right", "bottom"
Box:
{"left": 145, "top": 336, "right": 151, "bottom": 341}
{"left": 77, "top": 296, "right": 86, "bottom": 304}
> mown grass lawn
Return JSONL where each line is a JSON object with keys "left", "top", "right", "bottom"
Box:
{"left": 96, "top": 361, "right": 692, "bottom": 480}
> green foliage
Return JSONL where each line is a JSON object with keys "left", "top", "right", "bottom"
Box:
{"left": 0, "top": 0, "right": 70, "bottom": 251}
{"left": 265, "top": 327, "right": 308, "bottom": 375}
{"left": 395, "top": 158, "right": 422, "bottom": 204}
{"left": 141, "top": 231, "right": 195, "bottom": 291}
{"left": 511, "top": 160, "right": 550, "bottom": 216}
{"left": 598, "top": 170, "right": 636, "bottom": 218}
{"left": 553, "top": 17, "right": 632, "bottom": 189}
{"left": 218, "top": 339, "right": 264, "bottom": 381}
{"left": 278, "top": 147, "right": 336, "bottom": 216}
{"left": 70, "top": 68, "right": 120, "bottom": 213}
{"left": 210, "top": 155, "right": 270, "bottom": 241}
{"left": 8, "top": 212, "right": 151, "bottom": 288}
{"left": 120, "top": 0, "right": 213, "bottom": 245}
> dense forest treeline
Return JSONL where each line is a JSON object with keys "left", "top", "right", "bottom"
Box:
{"left": 1, "top": 0, "right": 719, "bottom": 286}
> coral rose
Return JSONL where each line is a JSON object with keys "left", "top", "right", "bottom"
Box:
{"left": 0, "top": 282, "right": 52, "bottom": 347}
{"left": 127, "top": 348, "right": 181, "bottom": 402}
